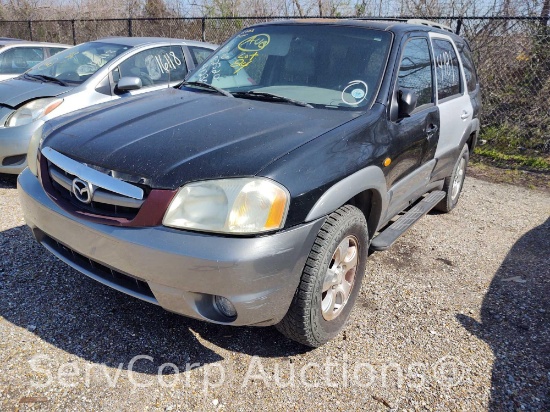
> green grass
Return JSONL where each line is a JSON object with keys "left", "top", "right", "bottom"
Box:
{"left": 474, "top": 147, "right": 550, "bottom": 171}
{"left": 475, "top": 124, "right": 550, "bottom": 172}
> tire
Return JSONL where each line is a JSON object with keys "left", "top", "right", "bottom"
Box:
{"left": 435, "top": 144, "right": 469, "bottom": 213}
{"left": 276, "top": 205, "right": 369, "bottom": 347}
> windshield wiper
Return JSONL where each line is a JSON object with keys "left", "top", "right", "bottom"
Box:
{"left": 181, "top": 81, "right": 233, "bottom": 97}
{"left": 232, "top": 91, "right": 313, "bottom": 108}
{"left": 22, "top": 73, "right": 43, "bottom": 82}
{"left": 25, "top": 73, "right": 68, "bottom": 86}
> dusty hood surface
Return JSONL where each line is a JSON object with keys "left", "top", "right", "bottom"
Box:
{"left": 43, "top": 88, "right": 360, "bottom": 189}
{"left": 0, "top": 77, "right": 72, "bottom": 107}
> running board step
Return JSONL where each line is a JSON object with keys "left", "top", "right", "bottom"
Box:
{"left": 370, "top": 191, "right": 446, "bottom": 251}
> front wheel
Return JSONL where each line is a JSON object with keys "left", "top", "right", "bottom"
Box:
{"left": 276, "top": 205, "right": 369, "bottom": 347}
{"left": 435, "top": 144, "right": 469, "bottom": 213}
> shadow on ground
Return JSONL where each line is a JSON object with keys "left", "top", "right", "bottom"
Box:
{"left": 0, "top": 173, "right": 17, "bottom": 189}
{"left": 457, "top": 217, "right": 550, "bottom": 411}
{"left": 0, "top": 224, "right": 310, "bottom": 375}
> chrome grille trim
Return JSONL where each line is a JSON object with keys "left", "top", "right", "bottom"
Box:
{"left": 49, "top": 167, "right": 72, "bottom": 191}
{"left": 93, "top": 189, "right": 144, "bottom": 208}
{"left": 49, "top": 167, "right": 144, "bottom": 209}
{"left": 41, "top": 147, "right": 144, "bottom": 200}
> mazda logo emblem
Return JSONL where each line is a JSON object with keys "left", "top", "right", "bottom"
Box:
{"left": 72, "top": 178, "right": 93, "bottom": 204}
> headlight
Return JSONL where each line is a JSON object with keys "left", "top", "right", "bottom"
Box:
{"left": 5, "top": 97, "right": 63, "bottom": 127}
{"left": 27, "top": 122, "right": 45, "bottom": 176}
{"left": 163, "top": 178, "right": 290, "bottom": 234}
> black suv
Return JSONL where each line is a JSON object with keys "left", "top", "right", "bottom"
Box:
{"left": 19, "top": 19, "right": 481, "bottom": 347}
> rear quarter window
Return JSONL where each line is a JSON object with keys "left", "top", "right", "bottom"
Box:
{"left": 457, "top": 42, "right": 477, "bottom": 92}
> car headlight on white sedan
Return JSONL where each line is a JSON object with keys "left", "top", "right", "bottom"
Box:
{"left": 27, "top": 122, "right": 45, "bottom": 177}
{"left": 5, "top": 97, "right": 63, "bottom": 128}
{"left": 163, "top": 178, "right": 290, "bottom": 234}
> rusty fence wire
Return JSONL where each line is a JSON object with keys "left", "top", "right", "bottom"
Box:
{"left": 1, "top": 16, "right": 549, "bottom": 154}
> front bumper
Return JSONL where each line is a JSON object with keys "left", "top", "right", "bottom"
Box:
{"left": 18, "top": 168, "right": 325, "bottom": 326}
{"left": 0, "top": 113, "right": 39, "bottom": 174}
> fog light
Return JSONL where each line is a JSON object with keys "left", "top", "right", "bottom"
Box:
{"left": 214, "top": 295, "right": 237, "bottom": 318}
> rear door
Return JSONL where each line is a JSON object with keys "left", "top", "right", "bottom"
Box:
{"left": 429, "top": 33, "right": 473, "bottom": 159}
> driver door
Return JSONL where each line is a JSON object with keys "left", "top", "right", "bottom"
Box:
{"left": 384, "top": 35, "right": 439, "bottom": 218}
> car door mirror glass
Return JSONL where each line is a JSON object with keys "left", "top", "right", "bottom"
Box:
{"left": 398, "top": 88, "right": 418, "bottom": 117}
{"left": 117, "top": 76, "right": 142, "bottom": 91}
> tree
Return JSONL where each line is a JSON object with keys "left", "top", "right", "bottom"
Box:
{"left": 143, "top": 0, "right": 168, "bottom": 17}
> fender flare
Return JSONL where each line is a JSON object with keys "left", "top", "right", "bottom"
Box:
{"left": 305, "top": 166, "right": 388, "bottom": 232}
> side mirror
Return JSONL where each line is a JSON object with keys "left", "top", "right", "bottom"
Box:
{"left": 117, "top": 76, "right": 142, "bottom": 91}
{"left": 398, "top": 88, "right": 418, "bottom": 118}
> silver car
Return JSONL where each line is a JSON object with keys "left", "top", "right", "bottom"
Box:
{"left": 0, "top": 37, "right": 216, "bottom": 174}
{"left": 0, "top": 38, "right": 70, "bottom": 82}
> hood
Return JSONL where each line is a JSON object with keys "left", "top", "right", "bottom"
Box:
{"left": 0, "top": 74, "right": 18, "bottom": 82}
{"left": 43, "top": 89, "right": 360, "bottom": 189}
{"left": 0, "top": 77, "right": 72, "bottom": 107}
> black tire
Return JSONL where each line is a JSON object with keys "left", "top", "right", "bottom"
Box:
{"left": 435, "top": 144, "right": 469, "bottom": 213}
{"left": 276, "top": 205, "right": 369, "bottom": 347}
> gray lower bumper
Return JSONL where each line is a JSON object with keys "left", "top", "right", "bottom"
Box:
{"left": 18, "top": 169, "right": 325, "bottom": 326}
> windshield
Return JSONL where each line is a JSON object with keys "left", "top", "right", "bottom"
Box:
{"left": 185, "top": 24, "right": 392, "bottom": 109}
{"left": 28, "top": 42, "right": 132, "bottom": 85}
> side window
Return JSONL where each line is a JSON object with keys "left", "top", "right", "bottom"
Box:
{"left": 432, "top": 39, "right": 462, "bottom": 100}
{"left": 457, "top": 43, "right": 477, "bottom": 92}
{"left": 117, "top": 46, "right": 187, "bottom": 88}
{"left": 0, "top": 47, "right": 44, "bottom": 74}
{"left": 397, "top": 38, "right": 433, "bottom": 107}
{"left": 189, "top": 46, "right": 213, "bottom": 66}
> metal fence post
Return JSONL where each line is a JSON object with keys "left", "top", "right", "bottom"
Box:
{"left": 28, "top": 20, "right": 33, "bottom": 41}
{"left": 128, "top": 18, "right": 133, "bottom": 37}
{"left": 455, "top": 17, "right": 463, "bottom": 35}
{"left": 71, "top": 20, "right": 76, "bottom": 45}
{"left": 201, "top": 16, "right": 206, "bottom": 42}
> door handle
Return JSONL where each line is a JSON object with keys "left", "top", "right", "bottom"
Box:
{"left": 460, "top": 110, "right": 471, "bottom": 120}
{"left": 426, "top": 124, "right": 438, "bottom": 139}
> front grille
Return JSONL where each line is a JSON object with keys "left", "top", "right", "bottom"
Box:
{"left": 39, "top": 147, "right": 175, "bottom": 227}
{"left": 48, "top": 162, "right": 143, "bottom": 218}
{"left": 42, "top": 234, "right": 157, "bottom": 302}
{"left": 45, "top": 157, "right": 146, "bottom": 220}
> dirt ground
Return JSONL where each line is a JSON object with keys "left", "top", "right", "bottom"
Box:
{"left": 1, "top": 168, "right": 549, "bottom": 411}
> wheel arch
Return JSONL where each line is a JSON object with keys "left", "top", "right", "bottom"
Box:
{"left": 305, "top": 165, "right": 388, "bottom": 239}
{"left": 465, "top": 118, "right": 480, "bottom": 156}
{"left": 344, "top": 188, "right": 384, "bottom": 239}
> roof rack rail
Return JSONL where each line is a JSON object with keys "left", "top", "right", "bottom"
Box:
{"left": 352, "top": 17, "right": 407, "bottom": 22}
{"left": 406, "top": 19, "right": 453, "bottom": 33}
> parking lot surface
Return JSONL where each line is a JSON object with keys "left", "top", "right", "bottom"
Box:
{"left": 1, "top": 173, "right": 549, "bottom": 411}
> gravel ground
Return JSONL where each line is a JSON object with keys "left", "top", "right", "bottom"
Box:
{"left": 1, "top": 172, "right": 549, "bottom": 411}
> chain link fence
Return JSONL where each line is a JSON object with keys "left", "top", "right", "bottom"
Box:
{"left": 1, "top": 16, "right": 549, "bottom": 157}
